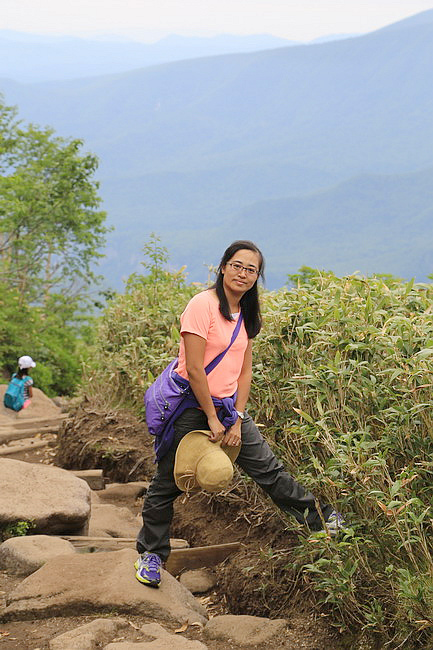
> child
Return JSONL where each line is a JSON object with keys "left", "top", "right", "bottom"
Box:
{"left": 16, "top": 355, "right": 36, "bottom": 409}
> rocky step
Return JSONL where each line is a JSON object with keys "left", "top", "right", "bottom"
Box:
{"left": 69, "top": 469, "right": 108, "bottom": 490}
{"left": 0, "top": 425, "right": 62, "bottom": 444}
{"left": 166, "top": 542, "right": 241, "bottom": 574}
{"left": 0, "top": 415, "right": 67, "bottom": 432}
{"left": 0, "top": 547, "right": 290, "bottom": 648}
{"left": 0, "top": 439, "right": 51, "bottom": 456}
{"left": 60, "top": 535, "right": 189, "bottom": 551}
{"left": 57, "top": 537, "right": 239, "bottom": 574}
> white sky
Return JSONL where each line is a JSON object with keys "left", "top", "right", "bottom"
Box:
{"left": 2, "top": 0, "right": 433, "bottom": 41}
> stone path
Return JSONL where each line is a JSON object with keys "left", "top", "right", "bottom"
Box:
{"left": 0, "top": 403, "right": 301, "bottom": 649}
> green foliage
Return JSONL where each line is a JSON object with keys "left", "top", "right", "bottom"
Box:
{"left": 0, "top": 520, "right": 34, "bottom": 542}
{"left": 249, "top": 271, "right": 433, "bottom": 646}
{"left": 82, "top": 235, "right": 200, "bottom": 408}
{"left": 0, "top": 96, "right": 109, "bottom": 394}
{"left": 85, "top": 262, "right": 433, "bottom": 646}
{"left": 0, "top": 98, "right": 108, "bottom": 302}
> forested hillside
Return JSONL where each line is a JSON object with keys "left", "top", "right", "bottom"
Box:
{"left": 0, "top": 31, "right": 295, "bottom": 82}
{"left": 1, "top": 10, "right": 433, "bottom": 287}
{"left": 0, "top": 98, "right": 108, "bottom": 394}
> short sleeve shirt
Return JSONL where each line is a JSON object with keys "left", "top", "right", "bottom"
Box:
{"left": 176, "top": 290, "right": 249, "bottom": 398}
{"left": 23, "top": 377, "right": 33, "bottom": 400}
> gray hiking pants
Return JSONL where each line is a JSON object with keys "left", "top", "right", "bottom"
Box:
{"left": 136, "top": 408, "right": 333, "bottom": 561}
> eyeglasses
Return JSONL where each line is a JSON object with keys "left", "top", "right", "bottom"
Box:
{"left": 227, "top": 262, "right": 259, "bottom": 277}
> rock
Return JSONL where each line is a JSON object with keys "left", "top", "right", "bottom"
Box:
{"left": 0, "top": 385, "right": 62, "bottom": 422}
{"left": 104, "top": 622, "right": 208, "bottom": 649}
{"left": 90, "top": 490, "right": 102, "bottom": 504}
{"left": 69, "top": 469, "right": 106, "bottom": 490}
{"left": 88, "top": 503, "right": 140, "bottom": 538}
{"left": 0, "top": 458, "right": 91, "bottom": 534}
{"left": 51, "top": 395, "right": 78, "bottom": 413}
{"left": 104, "top": 641, "right": 206, "bottom": 650}
{"left": 204, "top": 614, "right": 287, "bottom": 646}
{"left": 0, "top": 535, "right": 75, "bottom": 576}
{"left": 98, "top": 482, "right": 149, "bottom": 504}
{"left": 179, "top": 570, "right": 216, "bottom": 594}
{"left": 2, "top": 548, "right": 208, "bottom": 625}
{"left": 139, "top": 623, "right": 171, "bottom": 637}
{"left": 49, "top": 617, "right": 129, "bottom": 650}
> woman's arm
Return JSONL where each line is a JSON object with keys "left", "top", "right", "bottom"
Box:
{"left": 183, "top": 332, "right": 226, "bottom": 442}
{"left": 223, "top": 340, "right": 252, "bottom": 447}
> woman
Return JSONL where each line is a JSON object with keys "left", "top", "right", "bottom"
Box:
{"left": 135, "top": 240, "right": 344, "bottom": 587}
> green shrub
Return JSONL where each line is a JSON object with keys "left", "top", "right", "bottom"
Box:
{"left": 83, "top": 254, "right": 433, "bottom": 647}
{"left": 82, "top": 236, "right": 200, "bottom": 409}
{"left": 0, "top": 280, "right": 94, "bottom": 396}
{"left": 250, "top": 271, "right": 433, "bottom": 646}
{"left": 0, "top": 520, "right": 34, "bottom": 542}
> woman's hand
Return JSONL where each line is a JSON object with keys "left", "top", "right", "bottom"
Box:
{"left": 222, "top": 420, "right": 242, "bottom": 447}
{"left": 207, "top": 414, "right": 226, "bottom": 442}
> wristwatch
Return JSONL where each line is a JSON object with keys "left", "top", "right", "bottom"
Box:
{"left": 236, "top": 410, "right": 245, "bottom": 420}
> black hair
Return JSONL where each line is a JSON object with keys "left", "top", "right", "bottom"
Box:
{"left": 17, "top": 368, "right": 29, "bottom": 379}
{"left": 212, "top": 240, "right": 265, "bottom": 339}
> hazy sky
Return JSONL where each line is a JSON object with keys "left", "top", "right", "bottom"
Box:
{"left": 2, "top": 0, "right": 433, "bottom": 41}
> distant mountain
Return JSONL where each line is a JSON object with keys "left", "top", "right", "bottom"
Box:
{"left": 4, "top": 11, "right": 433, "bottom": 176}
{"left": 1, "top": 10, "right": 433, "bottom": 288}
{"left": 0, "top": 31, "right": 295, "bottom": 82}
{"left": 225, "top": 167, "right": 433, "bottom": 286}
{"left": 99, "top": 167, "right": 433, "bottom": 288}
{"left": 309, "top": 33, "right": 360, "bottom": 44}
{"left": 0, "top": 30, "right": 364, "bottom": 83}
{"left": 378, "top": 8, "right": 433, "bottom": 31}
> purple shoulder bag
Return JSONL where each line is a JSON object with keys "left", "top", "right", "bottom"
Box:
{"left": 144, "top": 313, "right": 243, "bottom": 438}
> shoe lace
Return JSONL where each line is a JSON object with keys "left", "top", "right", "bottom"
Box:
{"left": 143, "top": 553, "right": 161, "bottom": 570}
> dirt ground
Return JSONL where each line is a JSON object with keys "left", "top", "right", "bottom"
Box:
{"left": 0, "top": 400, "right": 354, "bottom": 650}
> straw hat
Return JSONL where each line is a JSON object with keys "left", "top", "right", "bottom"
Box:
{"left": 174, "top": 430, "right": 240, "bottom": 493}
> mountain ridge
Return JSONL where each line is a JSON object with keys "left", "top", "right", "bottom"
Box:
{"left": 1, "top": 10, "right": 433, "bottom": 288}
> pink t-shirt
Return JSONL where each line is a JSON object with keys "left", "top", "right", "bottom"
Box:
{"left": 176, "top": 290, "right": 249, "bottom": 398}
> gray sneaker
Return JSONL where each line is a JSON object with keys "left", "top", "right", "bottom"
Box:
{"left": 326, "top": 510, "right": 348, "bottom": 536}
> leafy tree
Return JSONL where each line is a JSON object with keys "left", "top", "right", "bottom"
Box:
{"left": 0, "top": 96, "right": 109, "bottom": 393}
{"left": 0, "top": 96, "right": 108, "bottom": 307}
{"left": 83, "top": 235, "right": 199, "bottom": 406}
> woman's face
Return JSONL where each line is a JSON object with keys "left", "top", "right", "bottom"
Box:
{"left": 222, "top": 249, "right": 261, "bottom": 296}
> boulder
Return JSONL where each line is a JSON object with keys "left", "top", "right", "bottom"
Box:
{"left": 179, "top": 570, "right": 216, "bottom": 594}
{"left": 204, "top": 614, "right": 287, "bottom": 646}
{"left": 105, "top": 622, "right": 207, "bottom": 649}
{"left": 0, "top": 535, "right": 75, "bottom": 576}
{"left": 49, "top": 617, "right": 129, "bottom": 650}
{"left": 0, "top": 458, "right": 90, "bottom": 534}
{"left": 90, "top": 490, "right": 102, "bottom": 504}
{"left": 98, "top": 482, "right": 149, "bottom": 504}
{"left": 88, "top": 503, "right": 140, "bottom": 538}
{"left": 2, "top": 548, "right": 208, "bottom": 625}
{"left": 0, "top": 385, "right": 61, "bottom": 423}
